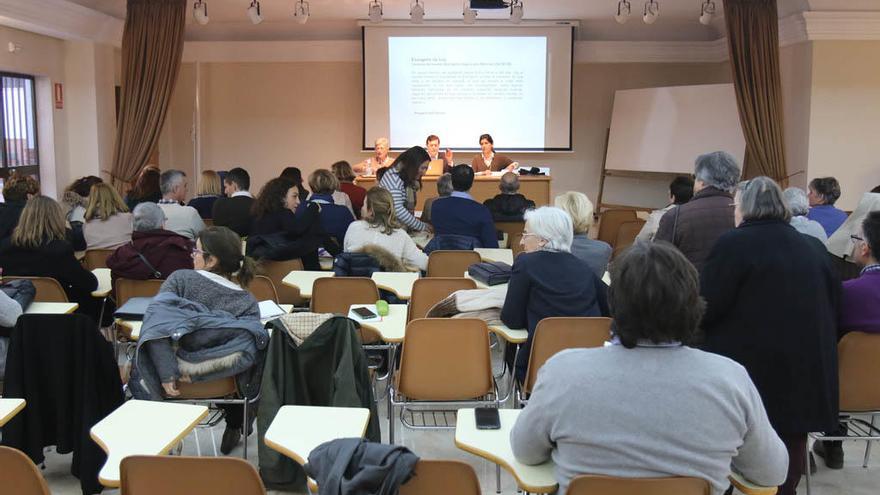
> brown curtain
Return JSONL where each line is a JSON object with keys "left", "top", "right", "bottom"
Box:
{"left": 110, "top": 0, "right": 186, "bottom": 189}
{"left": 723, "top": 0, "right": 788, "bottom": 183}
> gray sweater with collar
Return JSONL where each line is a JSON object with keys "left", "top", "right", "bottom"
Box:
{"left": 510, "top": 345, "right": 788, "bottom": 495}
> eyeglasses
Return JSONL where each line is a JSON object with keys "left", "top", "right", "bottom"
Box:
{"left": 191, "top": 247, "right": 208, "bottom": 258}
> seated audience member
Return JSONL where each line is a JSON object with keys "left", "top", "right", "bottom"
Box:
{"left": 332, "top": 161, "right": 366, "bottom": 219}
{"left": 783, "top": 187, "right": 828, "bottom": 243}
{"left": 511, "top": 241, "right": 788, "bottom": 495}
{"left": 701, "top": 177, "right": 839, "bottom": 495}
{"left": 430, "top": 164, "right": 499, "bottom": 248}
{"left": 303, "top": 170, "right": 355, "bottom": 244}
{"left": 501, "top": 207, "right": 609, "bottom": 381}
{"left": 807, "top": 177, "right": 848, "bottom": 237}
{"left": 655, "top": 151, "right": 741, "bottom": 271}
{"left": 826, "top": 189, "right": 880, "bottom": 281}
{"left": 483, "top": 172, "right": 536, "bottom": 222}
{"left": 354, "top": 137, "right": 394, "bottom": 175}
{"left": 106, "top": 202, "right": 193, "bottom": 283}
{"left": 131, "top": 226, "right": 264, "bottom": 455}
{"left": 839, "top": 211, "right": 880, "bottom": 334}
{"left": 280, "top": 166, "right": 309, "bottom": 203}
{"left": 344, "top": 187, "right": 428, "bottom": 271}
{"left": 157, "top": 169, "right": 205, "bottom": 240}
{"left": 636, "top": 176, "right": 695, "bottom": 242}
{"left": 62, "top": 175, "right": 103, "bottom": 224}
{"left": 0, "top": 196, "right": 98, "bottom": 316}
{"left": 378, "top": 146, "right": 432, "bottom": 233}
{"left": 82, "top": 183, "right": 133, "bottom": 250}
{"left": 124, "top": 165, "right": 161, "bottom": 210}
{"left": 422, "top": 173, "right": 452, "bottom": 225}
{"left": 554, "top": 191, "right": 611, "bottom": 279}
{"left": 0, "top": 289, "right": 24, "bottom": 379}
{"left": 211, "top": 167, "right": 254, "bottom": 237}
{"left": 187, "top": 170, "right": 222, "bottom": 219}
{"left": 251, "top": 177, "right": 333, "bottom": 270}
{"left": 0, "top": 174, "right": 39, "bottom": 242}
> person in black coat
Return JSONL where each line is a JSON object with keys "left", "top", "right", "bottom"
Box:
{"left": 483, "top": 172, "right": 536, "bottom": 222}
{"left": 700, "top": 177, "right": 840, "bottom": 495}
{"left": 249, "top": 178, "right": 339, "bottom": 270}
{"left": 0, "top": 196, "right": 99, "bottom": 318}
{"left": 0, "top": 174, "right": 40, "bottom": 242}
{"left": 501, "top": 206, "right": 609, "bottom": 381}
{"left": 212, "top": 167, "right": 255, "bottom": 237}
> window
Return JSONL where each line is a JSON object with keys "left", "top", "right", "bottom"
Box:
{"left": 0, "top": 72, "right": 39, "bottom": 180}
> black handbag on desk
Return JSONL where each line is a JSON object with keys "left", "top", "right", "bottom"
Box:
{"left": 467, "top": 261, "right": 512, "bottom": 286}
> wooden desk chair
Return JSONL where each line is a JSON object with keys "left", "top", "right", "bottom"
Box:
{"left": 257, "top": 259, "right": 304, "bottom": 306}
{"left": 612, "top": 219, "right": 647, "bottom": 259}
{"left": 494, "top": 221, "right": 524, "bottom": 249}
{"left": 120, "top": 455, "right": 265, "bottom": 494}
{"left": 203, "top": 218, "right": 215, "bottom": 227}
{"left": 388, "top": 318, "right": 496, "bottom": 443}
{"left": 83, "top": 249, "right": 115, "bottom": 270}
{"left": 408, "top": 277, "right": 476, "bottom": 321}
{"left": 4, "top": 276, "right": 68, "bottom": 302}
{"left": 399, "top": 460, "right": 480, "bottom": 495}
{"left": 426, "top": 250, "right": 482, "bottom": 278}
{"left": 248, "top": 275, "right": 279, "bottom": 303}
{"left": 0, "top": 446, "right": 50, "bottom": 495}
{"left": 509, "top": 232, "right": 525, "bottom": 257}
{"left": 806, "top": 331, "right": 880, "bottom": 494}
{"left": 310, "top": 277, "right": 379, "bottom": 314}
{"left": 114, "top": 278, "right": 165, "bottom": 307}
{"left": 516, "top": 317, "right": 612, "bottom": 407}
{"left": 597, "top": 209, "right": 638, "bottom": 246}
{"left": 568, "top": 475, "right": 710, "bottom": 495}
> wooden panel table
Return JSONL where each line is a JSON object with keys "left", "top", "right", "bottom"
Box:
{"left": 371, "top": 272, "right": 419, "bottom": 300}
{"left": 356, "top": 175, "right": 552, "bottom": 210}
{"left": 0, "top": 398, "right": 25, "bottom": 426}
{"left": 25, "top": 302, "right": 79, "bottom": 314}
{"left": 455, "top": 408, "right": 557, "bottom": 494}
{"left": 475, "top": 248, "right": 514, "bottom": 266}
{"left": 90, "top": 400, "right": 209, "bottom": 488}
{"left": 281, "top": 271, "right": 335, "bottom": 299}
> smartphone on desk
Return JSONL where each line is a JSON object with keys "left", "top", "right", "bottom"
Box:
{"left": 352, "top": 306, "right": 378, "bottom": 320}
{"left": 475, "top": 407, "right": 501, "bottom": 430}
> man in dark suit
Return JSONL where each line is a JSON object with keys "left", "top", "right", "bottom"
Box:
{"left": 483, "top": 172, "right": 535, "bottom": 222}
{"left": 211, "top": 167, "right": 254, "bottom": 237}
{"left": 430, "top": 164, "right": 499, "bottom": 248}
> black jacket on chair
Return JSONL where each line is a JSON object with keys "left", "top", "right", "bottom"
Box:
{"left": 1, "top": 314, "right": 124, "bottom": 494}
{"left": 701, "top": 219, "right": 840, "bottom": 435}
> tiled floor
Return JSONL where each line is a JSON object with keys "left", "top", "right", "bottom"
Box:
{"left": 36, "top": 343, "right": 880, "bottom": 494}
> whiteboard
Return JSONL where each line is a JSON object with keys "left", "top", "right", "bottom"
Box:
{"left": 604, "top": 84, "right": 746, "bottom": 174}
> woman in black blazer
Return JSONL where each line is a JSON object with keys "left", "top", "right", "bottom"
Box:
{"left": 0, "top": 196, "right": 98, "bottom": 317}
{"left": 500, "top": 206, "right": 609, "bottom": 381}
{"left": 700, "top": 177, "right": 840, "bottom": 495}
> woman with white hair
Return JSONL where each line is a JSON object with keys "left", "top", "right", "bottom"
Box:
{"left": 354, "top": 137, "right": 394, "bottom": 175}
{"left": 500, "top": 206, "right": 610, "bottom": 381}
{"left": 783, "top": 187, "right": 828, "bottom": 243}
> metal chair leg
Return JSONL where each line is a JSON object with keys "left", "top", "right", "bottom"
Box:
{"left": 496, "top": 464, "right": 501, "bottom": 493}
{"left": 865, "top": 416, "right": 876, "bottom": 468}
{"left": 388, "top": 391, "right": 394, "bottom": 444}
{"left": 242, "top": 399, "right": 248, "bottom": 460}
{"left": 805, "top": 438, "right": 812, "bottom": 495}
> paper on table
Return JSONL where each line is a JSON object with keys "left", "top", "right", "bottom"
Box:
{"left": 259, "top": 300, "right": 287, "bottom": 319}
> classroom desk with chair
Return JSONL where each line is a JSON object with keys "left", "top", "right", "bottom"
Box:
{"left": 0, "top": 398, "right": 25, "bottom": 427}
{"left": 281, "top": 271, "right": 335, "bottom": 299}
{"left": 91, "top": 268, "right": 112, "bottom": 298}
{"left": 475, "top": 248, "right": 514, "bottom": 266}
{"left": 25, "top": 302, "right": 79, "bottom": 314}
{"left": 90, "top": 400, "right": 209, "bottom": 488}
{"left": 371, "top": 272, "right": 420, "bottom": 300}
{"left": 350, "top": 304, "right": 408, "bottom": 343}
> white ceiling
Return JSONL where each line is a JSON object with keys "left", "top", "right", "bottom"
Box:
{"left": 63, "top": 0, "right": 880, "bottom": 42}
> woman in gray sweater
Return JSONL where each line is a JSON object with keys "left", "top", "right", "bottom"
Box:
{"left": 142, "top": 226, "right": 260, "bottom": 455}
{"left": 510, "top": 242, "right": 788, "bottom": 494}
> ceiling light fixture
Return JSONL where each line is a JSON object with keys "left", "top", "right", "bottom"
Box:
{"left": 410, "top": 0, "right": 425, "bottom": 23}
{"left": 246, "top": 0, "right": 262, "bottom": 25}
{"left": 193, "top": 0, "right": 209, "bottom": 25}
{"left": 614, "top": 0, "right": 631, "bottom": 24}
{"left": 510, "top": 0, "right": 523, "bottom": 24}
{"left": 463, "top": 2, "right": 477, "bottom": 24}
{"left": 699, "top": 0, "right": 716, "bottom": 25}
{"left": 369, "top": 0, "right": 383, "bottom": 23}
{"left": 643, "top": 0, "right": 659, "bottom": 24}
{"left": 294, "top": 0, "right": 309, "bottom": 24}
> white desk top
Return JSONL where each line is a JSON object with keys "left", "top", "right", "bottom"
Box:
{"left": 264, "top": 405, "right": 371, "bottom": 466}
{"left": 351, "top": 304, "right": 408, "bottom": 343}
{"left": 281, "top": 271, "right": 335, "bottom": 299}
{"left": 92, "top": 268, "right": 112, "bottom": 297}
{"left": 488, "top": 323, "right": 528, "bottom": 344}
{"left": 475, "top": 248, "right": 514, "bottom": 266}
{"left": 0, "top": 398, "right": 25, "bottom": 427}
{"left": 464, "top": 271, "right": 508, "bottom": 290}
{"left": 90, "top": 400, "right": 208, "bottom": 487}
{"left": 25, "top": 302, "right": 79, "bottom": 314}
{"left": 319, "top": 257, "right": 334, "bottom": 271}
{"left": 455, "top": 408, "right": 557, "bottom": 493}
{"left": 371, "top": 272, "right": 419, "bottom": 300}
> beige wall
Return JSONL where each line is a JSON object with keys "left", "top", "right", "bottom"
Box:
{"left": 779, "top": 41, "right": 813, "bottom": 190}
{"left": 807, "top": 41, "right": 880, "bottom": 210}
{"left": 161, "top": 60, "right": 730, "bottom": 208}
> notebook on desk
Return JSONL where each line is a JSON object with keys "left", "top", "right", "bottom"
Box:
{"left": 113, "top": 297, "right": 153, "bottom": 321}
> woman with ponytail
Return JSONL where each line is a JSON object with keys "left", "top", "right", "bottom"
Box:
{"left": 138, "top": 226, "right": 261, "bottom": 454}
